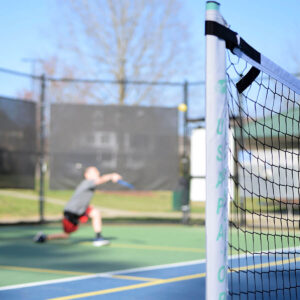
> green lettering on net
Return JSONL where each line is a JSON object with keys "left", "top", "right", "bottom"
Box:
{"left": 217, "top": 79, "right": 227, "bottom": 94}
{"left": 219, "top": 291, "right": 226, "bottom": 300}
{"left": 217, "top": 118, "right": 224, "bottom": 135}
{"left": 218, "top": 265, "right": 226, "bottom": 282}
{"left": 216, "top": 223, "right": 224, "bottom": 241}
{"left": 216, "top": 145, "right": 223, "bottom": 161}
{"left": 216, "top": 197, "right": 225, "bottom": 214}
{"left": 215, "top": 169, "right": 225, "bottom": 188}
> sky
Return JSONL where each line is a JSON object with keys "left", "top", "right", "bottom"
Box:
{"left": 0, "top": 0, "right": 300, "bottom": 98}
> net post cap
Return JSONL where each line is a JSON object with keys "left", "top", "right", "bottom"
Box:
{"left": 206, "top": 1, "right": 220, "bottom": 11}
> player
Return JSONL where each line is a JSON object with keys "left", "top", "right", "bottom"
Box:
{"left": 34, "top": 166, "right": 122, "bottom": 247}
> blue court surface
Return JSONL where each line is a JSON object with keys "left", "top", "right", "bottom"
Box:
{"left": 0, "top": 260, "right": 206, "bottom": 300}
{"left": 0, "top": 254, "right": 299, "bottom": 300}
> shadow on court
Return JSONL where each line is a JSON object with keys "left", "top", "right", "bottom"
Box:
{"left": 0, "top": 223, "right": 205, "bottom": 289}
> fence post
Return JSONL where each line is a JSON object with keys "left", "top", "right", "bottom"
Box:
{"left": 39, "top": 74, "right": 46, "bottom": 223}
{"left": 183, "top": 81, "right": 189, "bottom": 165}
{"left": 182, "top": 81, "right": 190, "bottom": 224}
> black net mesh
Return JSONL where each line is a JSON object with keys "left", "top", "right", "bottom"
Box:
{"left": 226, "top": 50, "right": 300, "bottom": 298}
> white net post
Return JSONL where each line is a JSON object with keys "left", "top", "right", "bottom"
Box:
{"left": 205, "top": 2, "right": 228, "bottom": 300}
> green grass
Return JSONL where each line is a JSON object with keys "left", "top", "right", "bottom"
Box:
{"left": 190, "top": 201, "right": 205, "bottom": 213}
{"left": 0, "top": 187, "right": 205, "bottom": 220}
{"left": 0, "top": 175, "right": 204, "bottom": 220}
{"left": 230, "top": 197, "right": 298, "bottom": 214}
{"left": 93, "top": 191, "right": 172, "bottom": 212}
{"left": 0, "top": 194, "right": 63, "bottom": 219}
{"left": 21, "top": 188, "right": 72, "bottom": 201}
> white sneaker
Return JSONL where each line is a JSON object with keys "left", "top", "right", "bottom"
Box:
{"left": 93, "top": 238, "right": 110, "bottom": 247}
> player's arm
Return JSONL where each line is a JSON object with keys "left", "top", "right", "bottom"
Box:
{"left": 94, "top": 173, "right": 122, "bottom": 185}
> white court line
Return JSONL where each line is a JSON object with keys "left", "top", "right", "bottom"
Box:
{"left": 1, "top": 247, "right": 298, "bottom": 292}
{"left": 108, "top": 258, "right": 207, "bottom": 276}
{"left": 228, "top": 246, "right": 300, "bottom": 261}
{"left": 0, "top": 259, "right": 205, "bottom": 292}
{"left": 0, "top": 274, "right": 110, "bottom": 291}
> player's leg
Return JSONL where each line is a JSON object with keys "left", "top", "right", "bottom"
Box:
{"left": 34, "top": 231, "right": 70, "bottom": 243}
{"left": 87, "top": 208, "right": 109, "bottom": 246}
{"left": 34, "top": 214, "right": 76, "bottom": 243}
{"left": 88, "top": 207, "right": 102, "bottom": 234}
{"left": 46, "top": 232, "right": 70, "bottom": 240}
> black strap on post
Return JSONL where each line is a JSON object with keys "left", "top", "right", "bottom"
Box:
{"left": 205, "top": 20, "right": 262, "bottom": 93}
{"left": 239, "top": 38, "right": 261, "bottom": 64}
{"left": 205, "top": 20, "right": 239, "bottom": 52}
{"left": 236, "top": 67, "right": 260, "bottom": 94}
{"left": 205, "top": 21, "right": 261, "bottom": 64}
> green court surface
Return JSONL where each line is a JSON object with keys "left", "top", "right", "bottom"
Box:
{"left": 0, "top": 224, "right": 206, "bottom": 288}
{"left": 1, "top": 223, "right": 298, "bottom": 290}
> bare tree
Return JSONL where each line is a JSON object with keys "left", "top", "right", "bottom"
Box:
{"left": 16, "top": 89, "right": 34, "bottom": 101}
{"left": 50, "top": 0, "right": 195, "bottom": 105}
{"left": 41, "top": 56, "right": 89, "bottom": 103}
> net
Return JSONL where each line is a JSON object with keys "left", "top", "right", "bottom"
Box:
{"left": 226, "top": 30, "right": 300, "bottom": 300}
{"left": 204, "top": 2, "right": 300, "bottom": 298}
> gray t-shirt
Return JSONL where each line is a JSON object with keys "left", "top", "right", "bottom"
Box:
{"left": 64, "top": 179, "right": 97, "bottom": 216}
